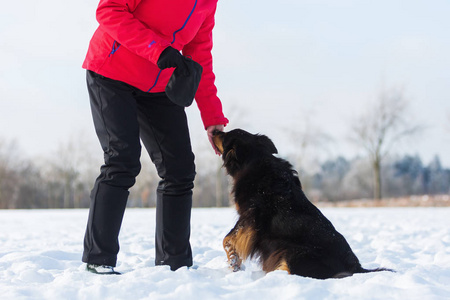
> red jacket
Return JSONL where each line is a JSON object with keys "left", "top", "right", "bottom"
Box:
{"left": 82, "top": 0, "right": 228, "bottom": 128}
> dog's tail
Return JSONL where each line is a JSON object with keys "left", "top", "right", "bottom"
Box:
{"left": 355, "top": 266, "right": 395, "bottom": 274}
{"left": 333, "top": 267, "right": 394, "bottom": 279}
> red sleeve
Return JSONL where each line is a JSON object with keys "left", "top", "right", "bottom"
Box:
{"left": 183, "top": 6, "right": 229, "bottom": 129}
{"left": 96, "top": 0, "right": 170, "bottom": 64}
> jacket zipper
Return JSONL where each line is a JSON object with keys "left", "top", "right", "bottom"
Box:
{"left": 108, "top": 40, "right": 121, "bottom": 57}
{"left": 171, "top": 0, "right": 198, "bottom": 44}
{"left": 147, "top": 0, "right": 198, "bottom": 92}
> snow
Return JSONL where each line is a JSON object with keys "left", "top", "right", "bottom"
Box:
{"left": 1, "top": 207, "right": 449, "bottom": 300}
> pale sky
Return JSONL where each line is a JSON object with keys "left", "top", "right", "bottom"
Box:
{"left": 1, "top": 0, "right": 449, "bottom": 167}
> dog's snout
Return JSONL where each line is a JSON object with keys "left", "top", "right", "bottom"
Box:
{"left": 212, "top": 131, "right": 225, "bottom": 154}
{"left": 212, "top": 129, "right": 224, "bottom": 137}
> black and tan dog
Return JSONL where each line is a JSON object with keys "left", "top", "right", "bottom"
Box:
{"left": 212, "top": 129, "right": 392, "bottom": 279}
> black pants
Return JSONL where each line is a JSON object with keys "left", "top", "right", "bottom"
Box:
{"left": 82, "top": 70, "right": 195, "bottom": 270}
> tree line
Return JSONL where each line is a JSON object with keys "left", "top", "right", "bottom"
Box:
{"left": 301, "top": 155, "right": 450, "bottom": 202}
{"left": 1, "top": 136, "right": 449, "bottom": 209}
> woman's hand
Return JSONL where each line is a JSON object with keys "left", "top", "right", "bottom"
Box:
{"left": 206, "top": 124, "right": 225, "bottom": 155}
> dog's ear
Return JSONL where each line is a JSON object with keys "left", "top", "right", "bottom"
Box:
{"left": 257, "top": 135, "right": 278, "bottom": 154}
{"left": 225, "top": 146, "right": 238, "bottom": 162}
{"left": 223, "top": 145, "right": 243, "bottom": 176}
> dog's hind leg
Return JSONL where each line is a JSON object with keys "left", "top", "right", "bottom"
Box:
{"left": 262, "top": 249, "right": 291, "bottom": 274}
{"left": 275, "top": 259, "right": 291, "bottom": 274}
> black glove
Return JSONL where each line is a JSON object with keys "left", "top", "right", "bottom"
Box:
{"left": 165, "top": 56, "right": 203, "bottom": 107}
{"left": 157, "top": 47, "right": 189, "bottom": 75}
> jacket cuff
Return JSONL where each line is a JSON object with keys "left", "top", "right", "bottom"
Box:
{"left": 203, "top": 116, "right": 229, "bottom": 130}
{"left": 149, "top": 41, "right": 171, "bottom": 65}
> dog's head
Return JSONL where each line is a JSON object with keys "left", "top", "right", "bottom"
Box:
{"left": 212, "top": 129, "right": 278, "bottom": 176}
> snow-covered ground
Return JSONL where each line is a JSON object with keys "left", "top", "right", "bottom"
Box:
{"left": 1, "top": 207, "right": 449, "bottom": 300}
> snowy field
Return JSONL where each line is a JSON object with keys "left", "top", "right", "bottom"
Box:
{"left": 1, "top": 207, "right": 449, "bottom": 300}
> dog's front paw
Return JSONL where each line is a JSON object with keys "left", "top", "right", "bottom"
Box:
{"left": 228, "top": 255, "right": 242, "bottom": 272}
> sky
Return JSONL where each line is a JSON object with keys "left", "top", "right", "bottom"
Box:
{"left": 1, "top": 0, "right": 449, "bottom": 167}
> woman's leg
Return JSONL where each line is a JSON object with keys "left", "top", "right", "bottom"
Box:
{"left": 82, "top": 71, "right": 142, "bottom": 267}
{"left": 136, "top": 92, "right": 196, "bottom": 271}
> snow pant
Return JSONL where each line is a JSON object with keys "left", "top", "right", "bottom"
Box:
{"left": 82, "top": 70, "right": 195, "bottom": 271}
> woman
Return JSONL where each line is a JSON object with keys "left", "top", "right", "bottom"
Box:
{"left": 81, "top": 0, "right": 228, "bottom": 274}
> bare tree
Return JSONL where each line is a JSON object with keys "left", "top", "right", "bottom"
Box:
{"left": 349, "top": 86, "right": 422, "bottom": 200}
{"left": 37, "top": 131, "right": 101, "bottom": 208}
{"left": 0, "top": 139, "right": 21, "bottom": 208}
{"left": 282, "top": 109, "right": 333, "bottom": 197}
{"left": 285, "top": 114, "right": 333, "bottom": 173}
{"left": 190, "top": 135, "right": 225, "bottom": 207}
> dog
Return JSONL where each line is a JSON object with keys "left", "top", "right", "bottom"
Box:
{"left": 212, "top": 129, "right": 393, "bottom": 279}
